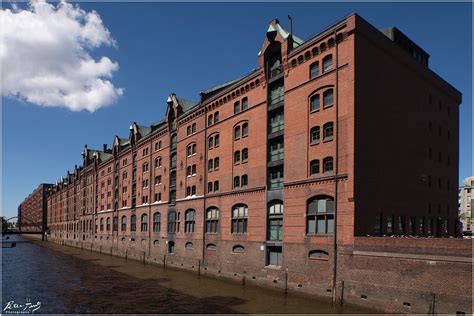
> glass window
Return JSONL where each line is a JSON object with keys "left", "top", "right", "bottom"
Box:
{"left": 185, "top": 209, "right": 196, "bottom": 233}
{"left": 208, "top": 159, "right": 214, "bottom": 171}
{"left": 323, "top": 157, "right": 333, "bottom": 172}
{"left": 323, "top": 55, "right": 333, "bottom": 72}
{"left": 232, "top": 204, "right": 248, "bottom": 234}
{"left": 214, "top": 157, "right": 220, "bottom": 169}
{"left": 310, "top": 126, "right": 320, "bottom": 143}
{"left": 168, "top": 211, "right": 176, "bottom": 233}
{"left": 242, "top": 123, "right": 249, "bottom": 137}
{"left": 121, "top": 216, "right": 127, "bottom": 232}
{"left": 130, "top": 215, "right": 136, "bottom": 232}
{"left": 153, "top": 213, "right": 161, "bottom": 232}
{"left": 214, "top": 134, "right": 220, "bottom": 147}
{"left": 307, "top": 196, "right": 334, "bottom": 235}
{"left": 241, "top": 174, "right": 248, "bottom": 187}
{"left": 310, "top": 61, "right": 319, "bottom": 79}
{"left": 234, "top": 126, "right": 241, "bottom": 139}
{"left": 214, "top": 112, "right": 219, "bottom": 124}
{"left": 310, "top": 95, "right": 320, "bottom": 112}
{"left": 234, "top": 151, "right": 241, "bottom": 164}
{"left": 323, "top": 89, "right": 333, "bottom": 107}
{"left": 323, "top": 122, "right": 334, "bottom": 140}
{"left": 234, "top": 101, "right": 240, "bottom": 114}
{"left": 242, "top": 148, "right": 248, "bottom": 162}
{"left": 268, "top": 200, "right": 283, "bottom": 241}
{"left": 206, "top": 207, "right": 219, "bottom": 233}
{"left": 208, "top": 182, "right": 213, "bottom": 193}
{"left": 208, "top": 115, "right": 213, "bottom": 126}
{"left": 242, "top": 98, "right": 248, "bottom": 111}
{"left": 214, "top": 181, "right": 219, "bottom": 191}
{"left": 141, "top": 214, "right": 148, "bottom": 232}
{"left": 234, "top": 176, "right": 240, "bottom": 188}
{"left": 310, "top": 160, "right": 320, "bottom": 175}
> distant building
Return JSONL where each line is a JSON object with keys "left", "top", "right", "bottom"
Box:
{"left": 459, "top": 176, "right": 474, "bottom": 231}
{"left": 18, "top": 184, "right": 53, "bottom": 232}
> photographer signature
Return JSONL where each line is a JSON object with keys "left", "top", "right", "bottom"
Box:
{"left": 3, "top": 299, "right": 41, "bottom": 314}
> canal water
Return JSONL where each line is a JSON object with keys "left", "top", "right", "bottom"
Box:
{"left": 2, "top": 236, "right": 373, "bottom": 314}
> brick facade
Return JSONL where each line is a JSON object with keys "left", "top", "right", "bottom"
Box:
{"left": 18, "top": 183, "right": 52, "bottom": 232}
{"left": 29, "top": 14, "right": 471, "bottom": 313}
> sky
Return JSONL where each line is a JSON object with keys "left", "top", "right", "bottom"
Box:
{"left": 2, "top": 2, "right": 472, "bottom": 219}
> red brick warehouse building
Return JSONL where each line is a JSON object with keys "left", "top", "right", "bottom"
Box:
{"left": 42, "top": 14, "right": 470, "bottom": 313}
{"left": 18, "top": 184, "right": 52, "bottom": 232}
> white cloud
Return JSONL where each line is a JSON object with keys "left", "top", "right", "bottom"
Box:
{"left": 1, "top": 0, "right": 123, "bottom": 112}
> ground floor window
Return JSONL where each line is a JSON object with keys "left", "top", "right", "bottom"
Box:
{"left": 266, "top": 246, "right": 282, "bottom": 266}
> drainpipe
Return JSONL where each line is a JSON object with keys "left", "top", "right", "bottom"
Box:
{"left": 202, "top": 106, "right": 209, "bottom": 266}
{"left": 332, "top": 29, "right": 340, "bottom": 306}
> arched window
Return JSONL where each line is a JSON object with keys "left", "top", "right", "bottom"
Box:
{"left": 232, "top": 204, "right": 248, "bottom": 234}
{"left": 155, "top": 157, "right": 162, "bottom": 168}
{"left": 170, "top": 170, "right": 176, "bottom": 187}
{"left": 268, "top": 200, "right": 283, "bottom": 241}
{"left": 130, "top": 215, "right": 136, "bottom": 232}
{"left": 241, "top": 174, "right": 248, "bottom": 187}
{"left": 310, "top": 126, "right": 320, "bottom": 144}
{"left": 206, "top": 243, "right": 217, "bottom": 250}
{"left": 121, "top": 216, "right": 127, "bottom": 232}
{"left": 291, "top": 59, "right": 297, "bottom": 67}
{"left": 234, "top": 126, "right": 241, "bottom": 140}
{"left": 158, "top": 140, "right": 162, "bottom": 149}
{"left": 323, "top": 89, "right": 334, "bottom": 108}
{"left": 100, "top": 218, "right": 104, "bottom": 231}
{"left": 170, "top": 134, "right": 177, "bottom": 150}
{"left": 234, "top": 151, "right": 241, "bottom": 164}
{"left": 185, "top": 242, "right": 194, "bottom": 249}
{"left": 323, "top": 122, "right": 334, "bottom": 141}
{"left": 187, "top": 143, "right": 196, "bottom": 156}
{"left": 323, "top": 55, "right": 333, "bottom": 73}
{"left": 168, "top": 210, "right": 176, "bottom": 233}
{"left": 310, "top": 159, "right": 320, "bottom": 175}
{"left": 153, "top": 212, "right": 161, "bottom": 232}
{"left": 122, "top": 171, "right": 127, "bottom": 180}
{"left": 242, "top": 97, "right": 248, "bottom": 111}
{"left": 185, "top": 209, "right": 196, "bottom": 233}
{"left": 232, "top": 245, "right": 245, "bottom": 253}
{"left": 323, "top": 156, "right": 334, "bottom": 172}
{"left": 310, "top": 61, "right": 319, "bottom": 79}
{"left": 242, "top": 148, "right": 248, "bottom": 162}
{"left": 208, "top": 159, "right": 214, "bottom": 171}
{"left": 233, "top": 176, "right": 240, "bottom": 188}
{"left": 170, "top": 153, "right": 177, "bottom": 169}
{"left": 307, "top": 196, "right": 334, "bottom": 235}
{"left": 169, "top": 190, "right": 176, "bottom": 204}
{"left": 141, "top": 214, "right": 148, "bottom": 232}
{"left": 305, "top": 51, "right": 311, "bottom": 60}
{"left": 208, "top": 136, "right": 214, "bottom": 149}
{"left": 214, "top": 134, "right": 219, "bottom": 147}
{"left": 208, "top": 182, "right": 213, "bottom": 193}
{"left": 187, "top": 125, "right": 192, "bottom": 136}
{"left": 234, "top": 101, "right": 241, "bottom": 114}
{"left": 328, "top": 38, "right": 335, "bottom": 48}
{"left": 106, "top": 218, "right": 111, "bottom": 231}
{"left": 310, "top": 94, "right": 320, "bottom": 112}
{"left": 113, "top": 216, "right": 118, "bottom": 231}
{"left": 191, "top": 123, "right": 196, "bottom": 134}
{"left": 214, "top": 111, "right": 219, "bottom": 124}
{"left": 142, "top": 162, "right": 149, "bottom": 173}
{"left": 309, "top": 250, "right": 329, "bottom": 260}
{"left": 242, "top": 123, "right": 249, "bottom": 137}
{"left": 208, "top": 114, "right": 213, "bottom": 126}
{"left": 214, "top": 181, "right": 219, "bottom": 191}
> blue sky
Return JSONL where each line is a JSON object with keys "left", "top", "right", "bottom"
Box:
{"left": 2, "top": 2, "right": 472, "bottom": 219}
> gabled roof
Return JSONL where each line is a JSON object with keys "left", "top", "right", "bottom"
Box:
{"left": 272, "top": 23, "right": 304, "bottom": 48}
{"left": 199, "top": 68, "right": 260, "bottom": 103}
{"left": 177, "top": 97, "right": 199, "bottom": 114}
{"left": 136, "top": 125, "right": 152, "bottom": 138}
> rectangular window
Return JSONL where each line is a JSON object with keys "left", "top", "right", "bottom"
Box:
{"left": 269, "top": 83, "right": 284, "bottom": 105}
{"left": 266, "top": 246, "right": 282, "bottom": 266}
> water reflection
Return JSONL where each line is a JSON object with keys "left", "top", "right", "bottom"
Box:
{"left": 2, "top": 236, "right": 373, "bottom": 314}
